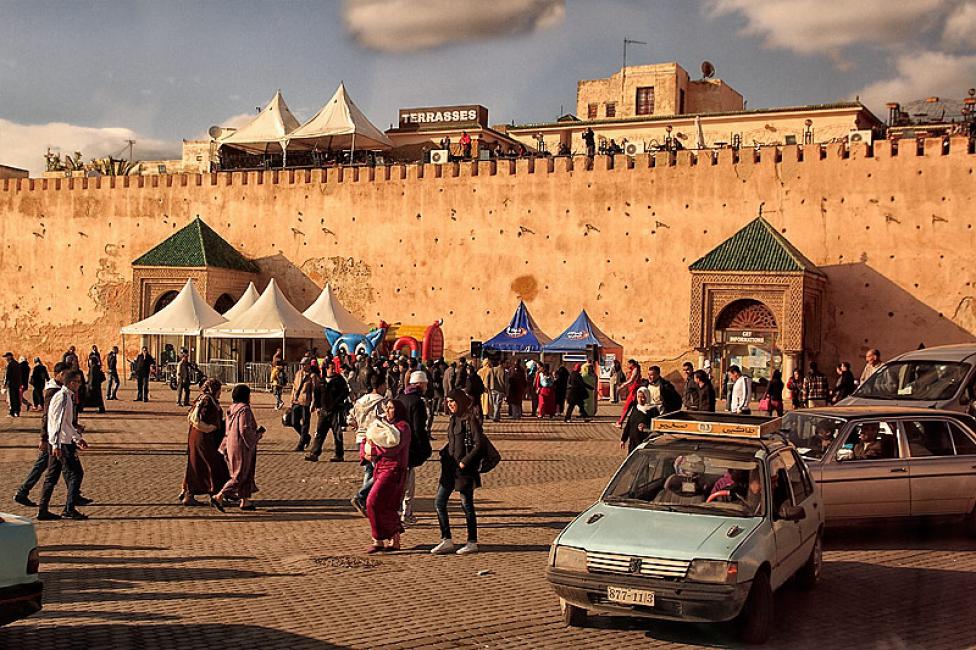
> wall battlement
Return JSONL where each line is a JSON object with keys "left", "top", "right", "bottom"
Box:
{"left": 5, "top": 136, "right": 974, "bottom": 194}
{"left": 2, "top": 133, "right": 976, "bottom": 372}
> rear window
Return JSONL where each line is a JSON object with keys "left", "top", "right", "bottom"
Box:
{"left": 854, "top": 361, "right": 970, "bottom": 401}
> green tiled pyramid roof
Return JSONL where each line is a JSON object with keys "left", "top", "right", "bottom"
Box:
{"left": 689, "top": 217, "right": 824, "bottom": 276}
{"left": 132, "top": 217, "right": 258, "bottom": 272}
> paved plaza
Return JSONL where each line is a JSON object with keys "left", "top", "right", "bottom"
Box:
{"left": 2, "top": 386, "right": 975, "bottom": 649}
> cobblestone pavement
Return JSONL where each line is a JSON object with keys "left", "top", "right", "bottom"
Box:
{"left": 2, "top": 386, "right": 975, "bottom": 649}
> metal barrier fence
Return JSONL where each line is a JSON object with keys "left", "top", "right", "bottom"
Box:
{"left": 201, "top": 359, "right": 238, "bottom": 385}
{"left": 244, "top": 362, "right": 272, "bottom": 392}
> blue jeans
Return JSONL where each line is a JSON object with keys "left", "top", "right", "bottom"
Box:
{"left": 356, "top": 460, "right": 374, "bottom": 503}
{"left": 435, "top": 483, "right": 477, "bottom": 543}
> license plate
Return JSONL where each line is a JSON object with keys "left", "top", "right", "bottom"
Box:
{"left": 607, "top": 586, "right": 655, "bottom": 606}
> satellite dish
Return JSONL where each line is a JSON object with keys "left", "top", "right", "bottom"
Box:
{"left": 701, "top": 61, "right": 716, "bottom": 79}
{"left": 208, "top": 126, "right": 223, "bottom": 139}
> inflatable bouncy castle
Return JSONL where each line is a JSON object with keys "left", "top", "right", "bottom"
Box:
{"left": 325, "top": 320, "right": 445, "bottom": 360}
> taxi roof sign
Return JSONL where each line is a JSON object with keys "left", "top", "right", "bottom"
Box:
{"left": 651, "top": 412, "right": 782, "bottom": 439}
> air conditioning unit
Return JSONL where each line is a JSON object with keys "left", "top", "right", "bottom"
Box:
{"left": 847, "top": 130, "right": 873, "bottom": 145}
{"left": 623, "top": 142, "right": 640, "bottom": 156}
{"left": 429, "top": 149, "right": 449, "bottom": 164}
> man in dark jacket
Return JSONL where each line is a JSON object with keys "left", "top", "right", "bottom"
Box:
{"left": 554, "top": 365, "right": 570, "bottom": 415}
{"left": 133, "top": 346, "right": 155, "bottom": 402}
{"left": 305, "top": 363, "right": 350, "bottom": 462}
{"left": 692, "top": 370, "right": 717, "bottom": 412}
{"left": 105, "top": 346, "right": 120, "bottom": 400}
{"left": 30, "top": 357, "right": 49, "bottom": 410}
{"left": 397, "top": 370, "right": 432, "bottom": 525}
{"left": 175, "top": 351, "right": 193, "bottom": 407}
{"left": 4, "top": 352, "right": 22, "bottom": 417}
{"left": 681, "top": 361, "right": 701, "bottom": 410}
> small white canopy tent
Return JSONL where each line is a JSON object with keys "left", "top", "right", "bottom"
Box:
{"left": 120, "top": 278, "right": 227, "bottom": 364}
{"left": 218, "top": 90, "right": 301, "bottom": 165}
{"left": 302, "top": 283, "right": 369, "bottom": 333}
{"left": 288, "top": 82, "right": 393, "bottom": 160}
{"left": 221, "top": 281, "right": 260, "bottom": 319}
{"left": 203, "top": 278, "right": 324, "bottom": 340}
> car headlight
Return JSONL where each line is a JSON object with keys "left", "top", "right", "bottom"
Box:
{"left": 687, "top": 559, "right": 738, "bottom": 584}
{"left": 552, "top": 545, "right": 588, "bottom": 571}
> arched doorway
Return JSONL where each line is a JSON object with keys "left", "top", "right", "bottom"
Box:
{"left": 153, "top": 290, "right": 179, "bottom": 314}
{"left": 213, "top": 293, "right": 235, "bottom": 314}
{"left": 714, "top": 299, "right": 781, "bottom": 381}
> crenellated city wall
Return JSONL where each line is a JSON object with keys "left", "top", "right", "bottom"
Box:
{"left": 2, "top": 136, "right": 976, "bottom": 370}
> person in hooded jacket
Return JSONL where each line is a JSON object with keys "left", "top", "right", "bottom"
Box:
{"left": 564, "top": 364, "right": 592, "bottom": 422}
{"left": 363, "top": 399, "right": 411, "bottom": 553}
{"left": 396, "top": 370, "right": 432, "bottom": 525}
{"left": 214, "top": 384, "right": 265, "bottom": 512}
{"left": 431, "top": 389, "right": 485, "bottom": 556}
{"left": 621, "top": 387, "right": 655, "bottom": 452}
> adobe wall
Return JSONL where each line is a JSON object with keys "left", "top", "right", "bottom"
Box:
{"left": 2, "top": 137, "right": 975, "bottom": 372}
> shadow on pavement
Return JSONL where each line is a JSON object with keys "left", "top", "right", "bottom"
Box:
{"left": 825, "top": 520, "right": 976, "bottom": 551}
{"left": 0, "top": 623, "right": 347, "bottom": 649}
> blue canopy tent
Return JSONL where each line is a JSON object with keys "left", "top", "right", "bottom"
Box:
{"left": 544, "top": 309, "right": 622, "bottom": 355}
{"left": 483, "top": 301, "right": 552, "bottom": 353}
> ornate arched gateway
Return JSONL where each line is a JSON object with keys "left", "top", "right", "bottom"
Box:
{"left": 688, "top": 218, "right": 826, "bottom": 382}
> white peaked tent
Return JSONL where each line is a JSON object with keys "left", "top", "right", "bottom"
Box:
{"left": 203, "top": 278, "right": 324, "bottom": 340}
{"left": 121, "top": 279, "right": 226, "bottom": 336}
{"left": 221, "top": 281, "right": 260, "bottom": 319}
{"left": 289, "top": 82, "right": 393, "bottom": 156}
{"left": 302, "top": 283, "right": 369, "bottom": 333}
{"left": 218, "top": 90, "right": 301, "bottom": 163}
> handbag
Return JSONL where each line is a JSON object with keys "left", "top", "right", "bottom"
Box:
{"left": 282, "top": 407, "right": 293, "bottom": 428}
{"left": 188, "top": 397, "right": 218, "bottom": 433}
{"left": 758, "top": 394, "right": 771, "bottom": 412}
{"left": 478, "top": 433, "right": 502, "bottom": 473}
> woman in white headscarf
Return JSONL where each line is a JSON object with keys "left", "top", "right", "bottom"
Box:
{"left": 620, "top": 387, "right": 654, "bottom": 453}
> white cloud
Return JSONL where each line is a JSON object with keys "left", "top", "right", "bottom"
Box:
{"left": 0, "top": 118, "right": 180, "bottom": 176}
{"left": 342, "top": 0, "right": 565, "bottom": 52}
{"left": 944, "top": 1, "right": 976, "bottom": 49}
{"left": 709, "top": 0, "right": 948, "bottom": 55}
{"left": 857, "top": 50, "right": 976, "bottom": 112}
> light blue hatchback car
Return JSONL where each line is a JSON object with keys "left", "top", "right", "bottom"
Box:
{"left": 546, "top": 413, "right": 823, "bottom": 644}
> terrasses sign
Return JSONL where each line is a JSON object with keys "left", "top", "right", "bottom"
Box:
{"left": 397, "top": 105, "right": 489, "bottom": 130}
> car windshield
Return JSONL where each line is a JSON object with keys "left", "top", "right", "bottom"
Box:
{"left": 602, "top": 446, "right": 764, "bottom": 518}
{"left": 780, "top": 412, "right": 845, "bottom": 460}
{"left": 854, "top": 361, "right": 970, "bottom": 401}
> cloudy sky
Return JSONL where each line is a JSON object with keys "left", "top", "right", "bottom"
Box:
{"left": 2, "top": 0, "right": 975, "bottom": 174}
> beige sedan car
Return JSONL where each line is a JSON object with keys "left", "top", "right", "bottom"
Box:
{"left": 779, "top": 407, "right": 976, "bottom": 532}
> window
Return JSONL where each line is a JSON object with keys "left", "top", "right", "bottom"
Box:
{"left": 950, "top": 421, "right": 976, "bottom": 455}
{"left": 636, "top": 87, "right": 655, "bottom": 115}
{"left": 904, "top": 420, "right": 955, "bottom": 457}
{"left": 768, "top": 454, "right": 791, "bottom": 513}
{"left": 784, "top": 451, "right": 814, "bottom": 503}
{"left": 780, "top": 412, "right": 844, "bottom": 460}
{"left": 605, "top": 102, "right": 616, "bottom": 118}
{"left": 837, "top": 421, "right": 899, "bottom": 461}
{"left": 855, "top": 361, "right": 970, "bottom": 401}
{"left": 679, "top": 88, "right": 686, "bottom": 114}
{"left": 587, "top": 103, "right": 598, "bottom": 119}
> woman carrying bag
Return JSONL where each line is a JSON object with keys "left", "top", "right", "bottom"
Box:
{"left": 431, "top": 389, "right": 486, "bottom": 556}
{"left": 363, "top": 399, "right": 411, "bottom": 553}
{"left": 180, "top": 379, "right": 230, "bottom": 507}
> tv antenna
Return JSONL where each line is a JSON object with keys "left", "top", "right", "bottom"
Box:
{"left": 622, "top": 38, "right": 647, "bottom": 108}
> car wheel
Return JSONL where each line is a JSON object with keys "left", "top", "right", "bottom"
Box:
{"left": 737, "top": 569, "right": 773, "bottom": 645}
{"left": 796, "top": 532, "right": 823, "bottom": 590}
{"left": 560, "top": 598, "right": 587, "bottom": 627}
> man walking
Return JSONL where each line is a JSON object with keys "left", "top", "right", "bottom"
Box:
{"left": 176, "top": 350, "right": 192, "bottom": 407}
{"left": 681, "top": 361, "right": 700, "bottom": 410}
{"left": 485, "top": 359, "right": 508, "bottom": 423}
{"left": 803, "top": 362, "right": 830, "bottom": 408}
{"left": 105, "top": 345, "right": 120, "bottom": 400}
{"left": 290, "top": 364, "right": 318, "bottom": 451}
{"left": 29, "top": 357, "right": 49, "bottom": 411}
{"left": 134, "top": 346, "right": 155, "bottom": 402}
{"left": 727, "top": 366, "right": 753, "bottom": 414}
{"left": 4, "top": 352, "right": 22, "bottom": 417}
{"left": 305, "top": 363, "right": 350, "bottom": 462}
{"left": 37, "top": 369, "right": 90, "bottom": 520}
{"left": 15, "top": 362, "right": 66, "bottom": 507}
{"left": 397, "top": 370, "right": 432, "bottom": 525}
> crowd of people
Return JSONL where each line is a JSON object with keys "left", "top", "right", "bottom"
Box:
{"left": 6, "top": 339, "right": 884, "bottom": 553}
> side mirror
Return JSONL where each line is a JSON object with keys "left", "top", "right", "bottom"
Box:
{"left": 778, "top": 503, "right": 806, "bottom": 522}
{"left": 836, "top": 448, "right": 853, "bottom": 462}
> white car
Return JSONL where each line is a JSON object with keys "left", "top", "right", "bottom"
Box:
{"left": 0, "top": 512, "right": 42, "bottom": 626}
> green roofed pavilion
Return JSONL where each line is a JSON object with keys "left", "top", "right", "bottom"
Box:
{"left": 132, "top": 217, "right": 259, "bottom": 273}
{"left": 689, "top": 217, "right": 824, "bottom": 277}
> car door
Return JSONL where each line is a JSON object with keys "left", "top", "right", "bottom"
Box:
{"left": 784, "top": 449, "right": 820, "bottom": 553}
{"left": 904, "top": 418, "right": 976, "bottom": 515}
{"left": 818, "top": 419, "right": 911, "bottom": 519}
{"left": 948, "top": 421, "right": 976, "bottom": 515}
{"left": 767, "top": 452, "right": 802, "bottom": 589}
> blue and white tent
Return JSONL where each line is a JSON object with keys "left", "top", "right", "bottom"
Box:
{"left": 484, "top": 301, "right": 552, "bottom": 353}
{"left": 543, "top": 310, "right": 621, "bottom": 355}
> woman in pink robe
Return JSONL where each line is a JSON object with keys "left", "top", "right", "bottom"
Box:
{"left": 364, "top": 399, "right": 411, "bottom": 553}
{"left": 214, "top": 384, "right": 264, "bottom": 512}
{"left": 536, "top": 363, "right": 556, "bottom": 418}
